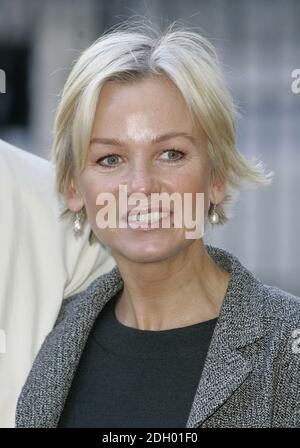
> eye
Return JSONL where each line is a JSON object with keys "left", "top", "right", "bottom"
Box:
{"left": 96, "top": 154, "right": 121, "bottom": 168}
{"left": 160, "top": 149, "right": 185, "bottom": 162}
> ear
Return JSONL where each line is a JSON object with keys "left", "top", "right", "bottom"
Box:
{"left": 65, "top": 178, "right": 84, "bottom": 212}
{"left": 209, "top": 177, "right": 227, "bottom": 206}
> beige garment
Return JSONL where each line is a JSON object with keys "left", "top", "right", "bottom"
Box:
{"left": 0, "top": 140, "right": 116, "bottom": 427}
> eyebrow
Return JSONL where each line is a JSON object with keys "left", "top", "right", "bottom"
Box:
{"left": 90, "top": 131, "right": 197, "bottom": 146}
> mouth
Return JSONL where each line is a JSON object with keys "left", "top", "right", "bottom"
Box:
{"left": 123, "top": 208, "right": 173, "bottom": 230}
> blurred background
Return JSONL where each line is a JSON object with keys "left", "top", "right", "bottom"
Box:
{"left": 0, "top": 0, "right": 299, "bottom": 295}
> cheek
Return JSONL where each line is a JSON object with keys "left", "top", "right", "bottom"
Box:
{"left": 80, "top": 175, "right": 114, "bottom": 213}
{"left": 172, "top": 168, "right": 209, "bottom": 194}
{"left": 172, "top": 169, "right": 210, "bottom": 218}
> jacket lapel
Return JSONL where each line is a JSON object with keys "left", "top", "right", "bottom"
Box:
{"left": 185, "top": 245, "right": 266, "bottom": 428}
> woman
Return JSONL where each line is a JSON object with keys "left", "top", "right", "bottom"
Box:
{"left": 16, "top": 19, "right": 300, "bottom": 428}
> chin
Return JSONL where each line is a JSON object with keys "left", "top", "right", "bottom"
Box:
{"left": 112, "top": 239, "right": 192, "bottom": 264}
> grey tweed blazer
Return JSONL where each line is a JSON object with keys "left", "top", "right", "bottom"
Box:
{"left": 15, "top": 245, "right": 300, "bottom": 428}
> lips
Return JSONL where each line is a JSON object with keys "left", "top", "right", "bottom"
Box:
{"left": 123, "top": 207, "right": 173, "bottom": 222}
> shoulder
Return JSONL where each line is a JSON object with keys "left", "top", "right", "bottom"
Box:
{"left": 260, "top": 282, "right": 300, "bottom": 328}
{"left": 252, "top": 280, "right": 300, "bottom": 355}
{"left": 54, "top": 265, "right": 120, "bottom": 328}
{"left": 233, "top": 255, "right": 300, "bottom": 370}
{"left": 207, "top": 244, "right": 300, "bottom": 326}
{"left": 0, "top": 139, "right": 52, "bottom": 191}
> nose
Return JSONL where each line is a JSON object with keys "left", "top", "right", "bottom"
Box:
{"left": 126, "top": 162, "right": 161, "bottom": 198}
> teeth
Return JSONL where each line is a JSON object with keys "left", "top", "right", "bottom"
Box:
{"left": 128, "top": 212, "right": 169, "bottom": 224}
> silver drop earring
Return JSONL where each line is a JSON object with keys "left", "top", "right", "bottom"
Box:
{"left": 209, "top": 203, "right": 219, "bottom": 224}
{"left": 73, "top": 210, "right": 83, "bottom": 234}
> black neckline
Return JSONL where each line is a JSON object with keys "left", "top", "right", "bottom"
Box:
{"left": 90, "top": 294, "right": 219, "bottom": 359}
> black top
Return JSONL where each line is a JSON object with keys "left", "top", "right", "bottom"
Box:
{"left": 58, "top": 294, "right": 218, "bottom": 428}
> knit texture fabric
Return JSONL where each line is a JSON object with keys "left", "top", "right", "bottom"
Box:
{"left": 15, "top": 244, "right": 300, "bottom": 428}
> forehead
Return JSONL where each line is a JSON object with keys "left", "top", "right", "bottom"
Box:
{"left": 92, "top": 75, "right": 195, "bottom": 134}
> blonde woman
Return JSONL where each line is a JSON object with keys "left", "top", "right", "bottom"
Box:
{"left": 16, "top": 19, "right": 300, "bottom": 428}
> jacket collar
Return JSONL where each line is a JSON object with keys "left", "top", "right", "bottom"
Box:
{"left": 16, "top": 244, "right": 266, "bottom": 428}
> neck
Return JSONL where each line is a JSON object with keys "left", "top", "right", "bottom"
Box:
{"left": 112, "top": 241, "right": 231, "bottom": 331}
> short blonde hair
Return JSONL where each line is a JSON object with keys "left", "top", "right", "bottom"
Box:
{"left": 51, "top": 17, "right": 273, "bottom": 228}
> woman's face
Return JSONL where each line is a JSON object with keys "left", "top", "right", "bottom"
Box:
{"left": 67, "top": 75, "right": 225, "bottom": 263}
